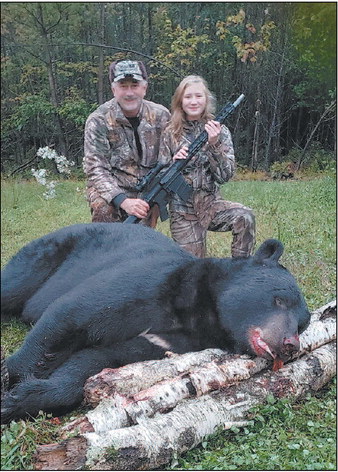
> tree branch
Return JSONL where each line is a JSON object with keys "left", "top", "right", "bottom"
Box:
{"left": 6, "top": 42, "right": 184, "bottom": 78}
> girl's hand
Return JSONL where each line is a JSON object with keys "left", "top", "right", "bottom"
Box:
{"left": 205, "top": 120, "right": 221, "bottom": 146}
{"left": 173, "top": 146, "right": 189, "bottom": 161}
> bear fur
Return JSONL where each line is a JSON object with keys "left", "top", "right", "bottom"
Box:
{"left": 1, "top": 223, "right": 310, "bottom": 422}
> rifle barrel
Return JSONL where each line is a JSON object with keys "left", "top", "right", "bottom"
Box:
{"left": 232, "top": 94, "right": 245, "bottom": 108}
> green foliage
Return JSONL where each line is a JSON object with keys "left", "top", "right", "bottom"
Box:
{"left": 2, "top": 94, "right": 55, "bottom": 136}
{"left": 1, "top": 2, "right": 336, "bottom": 173}
{"left": 59, "top": 88, "right": 98, "bottom": 129}
{"left": 154, "top": 7, "right": 210, "bottom": 75}
{"left": 58, "top": 61, "right": 98, "bottom": 80}
{"left": 301, "top": 142, "right": 336, "bottom": 175}
{"left": 216, "top": 9, "right": 276, "bottom": 63}
{"left": 290, "top": 3, "right": 336, "bottom": 108}
{"left": 270, "top": 161, "right": 294, "bottom": 180}
{"left": 282, "top": 145, "right": 337, "bottom": 176}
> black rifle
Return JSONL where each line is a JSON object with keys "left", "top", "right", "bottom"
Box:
{"left": 124, "top": 94, "right": 245, "bottom": 224}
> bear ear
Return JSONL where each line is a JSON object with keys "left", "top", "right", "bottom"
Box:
{"left": 253, "top": 239, "right": 284, "bottom": 264}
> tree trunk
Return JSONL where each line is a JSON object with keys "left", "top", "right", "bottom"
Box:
{"left": 147, "top": 4, "right": 153, "bottom": 55}
{"left": 295, "top": 107, "right": 304, "bottom": 146}
{"left": 296, "top": 100, "right": 336, "bottom": 170}
{"left": 36, "top": 3, "right": 68, "bottom": 156}
{"left": 33, "top": 301, "right": 336, "bottom": 470}
{"left": 264, "top": 48, "right": 286, "bottom": 169}
{"left": 97, "top": 3, "right": 106, "bottom": 105}
{"left": 251, "top": 99, "right": 261, "bottom": 171}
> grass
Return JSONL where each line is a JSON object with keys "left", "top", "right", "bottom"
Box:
{"left": 1, "top": 179, "right": 89, "bottom": 263}
{"left": 215, "top": 176, "right": 336, "bottom": 309}
{"left": 1, "top": 415, "right": 61, "bottom": 471}
{"left": 1, "top": 174, "right": 336, "bottom": 470}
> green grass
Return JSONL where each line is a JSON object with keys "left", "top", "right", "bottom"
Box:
{"left": 215, "top": 177, "right": 336, "bottom": 310}
{"left": 1, "top": 175, "right": 336, "bottom": 470}
{"left": 1, "top": 179, "right": 89, "bottom": 263}
{"left": 1, "top": 415, "right": 61, "bottom": 471}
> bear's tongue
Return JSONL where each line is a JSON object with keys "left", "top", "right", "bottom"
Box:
{"left": 251, "top": 329, "right": 284, "bottom": 371}
{"left": 254, "top": 334, "right": 275, "bottom": 358}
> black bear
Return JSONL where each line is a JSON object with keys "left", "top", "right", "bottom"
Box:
{"left": 1, "top": 223, "right": 310, "bottom": 423}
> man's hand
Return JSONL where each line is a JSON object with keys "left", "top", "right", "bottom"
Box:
{"left": 120, "top": 198, "right": 150, "bottom": 218}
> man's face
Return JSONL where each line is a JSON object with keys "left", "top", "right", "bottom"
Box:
{"left": 112, "top": 78, "right": 148, "bottom": 117}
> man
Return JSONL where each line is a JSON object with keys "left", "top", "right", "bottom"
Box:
{"left": 83, "top": 60, "right": 170, "bottom": 225}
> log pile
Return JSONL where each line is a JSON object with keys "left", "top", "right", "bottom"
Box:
{"left": 34, "top": 300, "right": 336, "bottom": 471}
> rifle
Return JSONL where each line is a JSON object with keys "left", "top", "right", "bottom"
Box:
{"left": 124, "top": 94, "right": 245, "bottom": 224}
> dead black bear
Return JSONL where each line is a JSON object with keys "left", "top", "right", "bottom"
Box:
{"left": 1, "top": 223, "right": 310, "bottom": 423}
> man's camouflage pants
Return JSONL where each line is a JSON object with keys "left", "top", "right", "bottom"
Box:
{"left": 169, "top": 190, "right": 256, "bottom": 258}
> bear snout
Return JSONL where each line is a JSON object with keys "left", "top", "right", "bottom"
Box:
{"left": 281, "top": 334, "right": 300, "bottom": 356}
{"left": 248, "top": 322, "right": 301, "bottom": 365}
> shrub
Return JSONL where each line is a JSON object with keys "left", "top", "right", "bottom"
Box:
{"left": 270, "top": 161, "right": 295, "bottom": 180}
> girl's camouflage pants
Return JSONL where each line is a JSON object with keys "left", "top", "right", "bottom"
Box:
{"left": 169, "top": 190, "right": 256, "bottom": 258}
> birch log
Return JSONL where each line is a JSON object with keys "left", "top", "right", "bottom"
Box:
{"left": 83, "top": 348, "right": 231, "bottom": 406}
{"left": 34, "top": 301, "right": 336, "bottom": 470}
{"left": 60, "top": 301, "right": 336, "bottom": 435}
{"left": 84, "top": 299, "right": 336, "bottom": 407}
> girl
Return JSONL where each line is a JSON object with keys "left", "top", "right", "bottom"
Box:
{"left": 159, "top": 75, "right": 255, "bottom": 258}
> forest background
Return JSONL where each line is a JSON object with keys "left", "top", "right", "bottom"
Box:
{"left": 1, "top": 1, "right": 336, "bottom": 177}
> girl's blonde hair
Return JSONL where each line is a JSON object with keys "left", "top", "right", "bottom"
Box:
{"left": 167, "top": 75, "right": 216, "bottom": 144}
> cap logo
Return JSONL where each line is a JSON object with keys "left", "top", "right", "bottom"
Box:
{"left": 113, "top": 60, "right": 144, "bottom": 82}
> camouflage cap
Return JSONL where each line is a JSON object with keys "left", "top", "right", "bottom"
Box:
{"left": 109, "top": 60, "right": 148, "bottom": 83}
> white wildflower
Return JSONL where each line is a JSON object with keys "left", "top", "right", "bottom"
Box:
{"left": 54, "top": 154, "right": 74, "bottom": 175}
{"left": 37, "top": 147, "right": 58, "bottom": 161}
{"left": 43, "top": 181, "right": 57, "bottom": 200}
{"left": 32, "top": 147, "right": 75, "bottom": 200}
{"left": 31, "top": 168, "right": 47, "bottom": 186}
